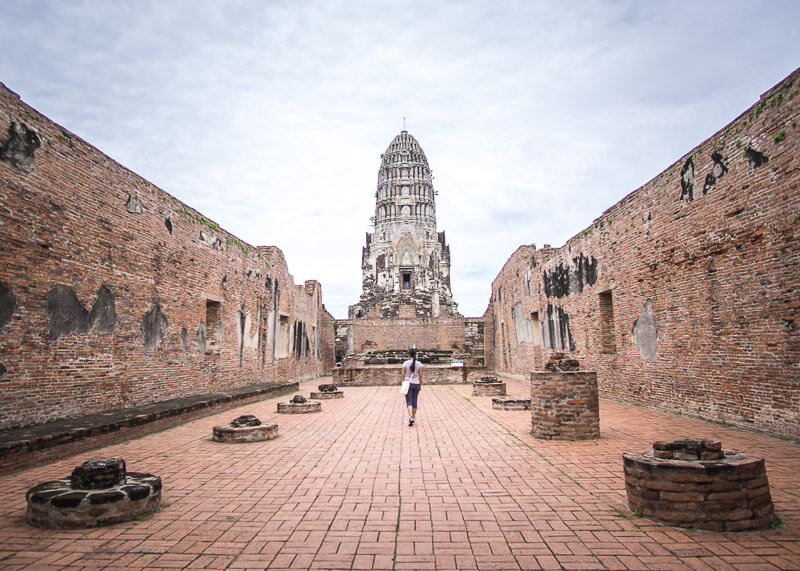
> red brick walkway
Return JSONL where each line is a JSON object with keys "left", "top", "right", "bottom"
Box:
{"left": 0, "top": 377, "right": 798, "bottom": 570}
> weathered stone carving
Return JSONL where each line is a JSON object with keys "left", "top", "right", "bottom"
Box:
{"left": 349, "top": 130, "right": 460, "bottom": 319}
{"left": 291, "top": 394, "right": 307, "bottom": 404}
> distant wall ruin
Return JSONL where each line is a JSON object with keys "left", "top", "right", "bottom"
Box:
{"left": 487, "top": 68, "right": 800, "bottom": 440}
{"left": 0, "top": 82, "right": 334, "bottom": 429}
{"left": 334, "top": 316, "right": 484, "bottom": 362}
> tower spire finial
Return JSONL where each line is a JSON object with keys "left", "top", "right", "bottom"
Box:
{"left": 403, "top": 116, "right": 406, "bottom": 131}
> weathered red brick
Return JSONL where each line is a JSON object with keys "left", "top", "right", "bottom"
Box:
{"left": 485, "top": 68, "right": 800, "bottom": 442}
{"left": 0, "top": 82, "right": 335, "bottom": 429}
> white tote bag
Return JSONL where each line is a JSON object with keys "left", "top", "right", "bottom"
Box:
{"left": 401, "top": 380, "right": 410, "bottom": 395}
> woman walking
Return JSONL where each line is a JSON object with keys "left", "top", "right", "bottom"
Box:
{"left": 401, "top": 348, "right": 422, "bottom": 426}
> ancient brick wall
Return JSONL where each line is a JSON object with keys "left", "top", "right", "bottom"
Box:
{"left": 333, "top": 365, "right": 487, "bottom": 386}
{"left": 0, "top": 82, "right": 334, "bottom": 429}
{"left": 334, "top": 316, "right": 483, "bottom": 361}
{"left": 488, "top": 68, "right": 800, "bottom": 440}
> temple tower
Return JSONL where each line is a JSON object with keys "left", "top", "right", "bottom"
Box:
{"left": 349, "top": 130, "right": 460, "bottom": 319}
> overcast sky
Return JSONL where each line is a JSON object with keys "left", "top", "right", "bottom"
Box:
{"left": 1, "top": 1, "right": 798, "bottom": 318}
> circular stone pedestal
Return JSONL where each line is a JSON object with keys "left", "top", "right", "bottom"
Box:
{"left": 26, "top": 458, "right": 161, "bottom": 529}
{"left": 492, "top": 398, "right": 531, "bottom": 410}
{"left": 624, "top": 439, "right": 774, "bottom": 531}
{"left": 310, "top": 391, "right": 343, "bottom": 399}
{"left": 277, "top": 401, "right": 321, "bottom": 414}
{"left": 213, "top": 415, "right": 279, "bottom": 442}
{"left": 473, "top": 377, "right": 506, "bottom": 397}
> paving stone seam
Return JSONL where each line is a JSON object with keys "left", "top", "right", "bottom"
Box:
{"left": 444, "top": 384, "right": 696, "bottom": 569}
{"left": 433, "top": 386, "right": 567, "bottom": 569}
{"left": 462, "top": 381, "right": 796, "bottom": 568}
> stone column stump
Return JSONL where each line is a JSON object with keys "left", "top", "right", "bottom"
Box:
{"left": 472, "top": 377, "right": 506, "bottom": 396}
{"left": 530, "top": 371, "right": 599, "bottom": 440}
{"left": 624, "top": 439, "right": 774, "bottom": 531}
{"left": 277, "top": 395, "right": 321, "bottom": 414}
{"left": 26, "top": 458, "right": 161, "bottom": 529}
{"left": 213, "top": 415, "right": 279, "bottom": 442}
{"left": 310, "top": 384, "right": 344, "bottom": 399}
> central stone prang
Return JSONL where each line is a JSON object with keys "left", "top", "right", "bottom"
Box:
{"left": 347, "top": 129, "right": 461, "bottom": 320}
{"left": 310, "top": 383, "right": 344, "bottom": 399}
{"left": 26, "top": 458, "right": 161, "bottom": 529}
{"left": 277, "top": 394, "right": 322, "bottom": 414}
{"left": 472, "top": 376, "right": 506, "bottom": 396}
{"left": 212, "top": 415, "right": 279, "bottom": 443}
{"left": 623, "top": 438, "right": 775, "bottom": 531}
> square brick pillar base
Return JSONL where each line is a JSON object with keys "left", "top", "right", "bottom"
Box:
{"left": 530, "top": 371, "right": 600, "bottom": 440}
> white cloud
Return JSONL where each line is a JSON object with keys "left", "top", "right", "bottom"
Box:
{"left": 1, "top": 0, "right": 798, "bottom": 317}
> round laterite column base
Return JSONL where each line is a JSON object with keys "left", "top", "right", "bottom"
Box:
{"left": 27, "top": 472, "right": 161, "bottom": 529}
{"left": 623, "top": 448, "right": 774, "bottom": 531}
{"left": 310, "top": 391, "right": 344, "bottom": 399}
{"left": 277, "top": 401, "right": 322, "bottom": 414}
{"left": 213, "top": 423, "right": 279, "bottom": 442}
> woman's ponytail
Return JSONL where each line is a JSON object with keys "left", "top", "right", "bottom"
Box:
{"left": 409, "top": 348, "right": 417, "bottom": 373}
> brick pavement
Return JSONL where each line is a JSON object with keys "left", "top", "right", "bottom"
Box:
{"left": 0, "top": 376, "right": 798, "bottom": 570}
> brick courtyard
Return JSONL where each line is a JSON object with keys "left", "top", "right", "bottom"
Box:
{"left": 0, "top": 376, "right": 798, "bottom": 570}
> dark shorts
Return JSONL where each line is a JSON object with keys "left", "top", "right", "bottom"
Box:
{"left": 405, "top": 383, "right": 420, "bottom": 408}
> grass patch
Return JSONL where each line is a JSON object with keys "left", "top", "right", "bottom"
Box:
{"left": 770, "top": 513, "right": 784, "bottom": 529}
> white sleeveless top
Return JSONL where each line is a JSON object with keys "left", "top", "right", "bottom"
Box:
{"left": 402, "top": 359, "right": 422, "bottom": 384}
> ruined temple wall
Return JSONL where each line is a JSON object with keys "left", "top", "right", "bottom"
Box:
{"left": 0, "top": 82, "right": 333, "bottom": 428}
{"left": 487, "top": 245, "right": 548, "bottom": 376}
{"left": 334, "top": 316, "right": 483, "bottom": 360}
{"left": 316, "top": 304, "right": 336, "bottom": 370}
{"left": 489, "top": 69, "right": 800, "bottom": 439}
{"left": 482, "top": 304, "right": 497, "bottom": 372}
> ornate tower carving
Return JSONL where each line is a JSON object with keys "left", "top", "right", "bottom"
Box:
{"left": 349, "top": 130, "right": 460, "bottom": 319}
